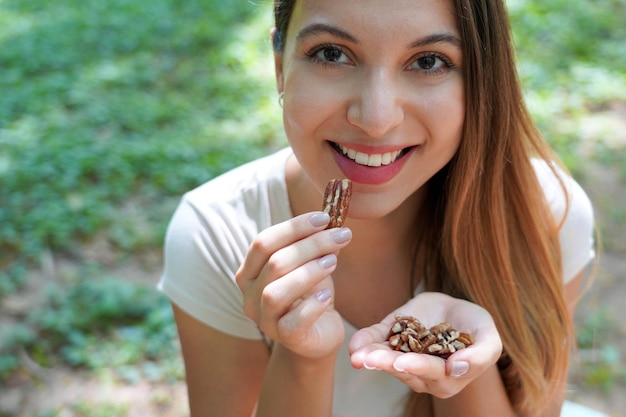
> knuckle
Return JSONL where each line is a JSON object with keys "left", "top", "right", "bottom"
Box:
{"left": 264, "top": 254, "right": 287, "bottom": 276}
{"left": 261, "top": 285, "right": 283, "bottom": 309}
{"left": 234, "top": 267, "right": 247, "bottom": 288}
{"left": 249, "top": 235, "right": 272, "bottom": 256}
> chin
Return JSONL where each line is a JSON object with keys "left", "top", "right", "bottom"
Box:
{"left": 346, "top": 197, "right": 405, "bottom": 221}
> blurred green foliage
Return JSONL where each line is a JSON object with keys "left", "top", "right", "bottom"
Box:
{"left": 0, "top": 0, "right": 283, "bottom": 289}
{"left": 0, "top": 0, "right": 283, "bottom": 385}
{"left": 0, "top": 275, "right": 182, "bottom": 380}
{"left": 575, "top": 308, "right": 626, "bottom": 393}
{"left": 30, "top": 401, "right": 130, "bottom": 417}
{"left": 0, "top": 0, "right": 625, "bottom": 397}
{"left": 510, "top": 0, "right": 626, "bottom": 82}
{"left": 509, "top": 0, "right": 626, "bottom": 177}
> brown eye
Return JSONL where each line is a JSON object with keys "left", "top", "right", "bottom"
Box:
{"left": 307, "top": 44, "right": 352, "bottom": 66}
{"left": 321, "top": 47, "right": 344, "bottom": 62}
{"left": 417, "top": 55, "right": 437, "bottom": 70}
{"left": 407, "top": 52, "right": 453, "bottom": 76}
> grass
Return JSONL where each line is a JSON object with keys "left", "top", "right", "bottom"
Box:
{"left": 0, "top": 0, "right": 625, "bottom": 405}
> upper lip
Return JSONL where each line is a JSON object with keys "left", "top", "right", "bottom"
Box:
{"left": 331, "top": 141, "right": 414, "bottom": 167}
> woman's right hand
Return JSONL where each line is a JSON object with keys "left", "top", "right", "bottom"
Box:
{"left": 235, "top": 211, "right": 352, "bottom": 358}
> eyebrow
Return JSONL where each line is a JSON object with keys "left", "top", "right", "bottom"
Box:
{"left": 296, "top": 23, "right": 359, "bottom": 44}
{"left": 409, "top": 33, "right": 462, "bottom": 49}
{"left": 296, "top": 23, "right": 462, "bottom": 50}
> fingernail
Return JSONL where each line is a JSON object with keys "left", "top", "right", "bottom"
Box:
{"left": 319, "top": 254, "right": 337, "bottom": 269}
{"left": 364, "top": 362, "right": 380, "bottom": 371}
{"left": 450, "top": 361, "right": 469, "bottom": 378}
{"left": 314, "top": 288, "right": 332, "bottom": 303}
{"left": 309, "top": 212, "right": 330, "bottom": 227}
{"left": 393, "top": 355, "right": 411, "bottom": 374}
{"left": 332, "top": 228, "right": 352, "bottom": 244}
{"left": 392, "top": 361, "right": 407, "bottom": 374}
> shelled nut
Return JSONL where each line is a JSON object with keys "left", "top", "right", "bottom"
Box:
{"left": 387, "top": 315, "right": 474, "bottom": 359}
{"left": 322, "top": 179, "right": 352, "bottom": 229}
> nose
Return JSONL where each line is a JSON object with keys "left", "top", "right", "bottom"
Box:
{"left": 346, "top": 69, "right": 404, "bottom": 137}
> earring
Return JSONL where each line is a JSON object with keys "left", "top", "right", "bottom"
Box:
{"left": 278, "top": 92, "right": 284, "bottom": 108}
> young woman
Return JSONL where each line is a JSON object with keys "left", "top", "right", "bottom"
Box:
{"left": 158, "top": 0, "right": 596, "bottom": 416}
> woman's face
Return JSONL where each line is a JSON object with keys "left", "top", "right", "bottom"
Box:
{"left": 276, "top": 0, "right": 464, "bottom": 219}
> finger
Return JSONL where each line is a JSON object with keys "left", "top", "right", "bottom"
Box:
{"left": 259, "top": 255, "right": 337, "bottom": 320}
{"left": 258, "top": 227, "right": 351, "bottom": 286}
{"left": 349, "top": 341, "right": 392, "bottom": 369}
{"left": 392, "top": 352, "right": 446, "bottom": 382}
{"left": 236, "top": 212, "right": 330, "bottom": 290}
{"left": 348, "top": 318, "right": 397, "bottom": 354}
{"left": 276, "top": 288, "right": 333, "bottom": 344}
{"left": 365, "top": 348, "right": 400, "bottom": 370}
{"left": 392, "top": 353, "right": 464, "bottom": 398}
{"left": 443, "top": 336, "right": 501, "bottom": 378}
{"left": 348, "top": 323, "right": 391, "bottom": 354}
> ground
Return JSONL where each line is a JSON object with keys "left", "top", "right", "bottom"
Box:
{"left": 1, "top": 149, "right": 625, "bottom": 417}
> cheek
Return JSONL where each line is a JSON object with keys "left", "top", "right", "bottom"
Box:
{"left": 283, "top": 80, "right": 344, "bottom": 144}
{"left": 419, "top": 81, "right": 465, "bottom": 146}
{"left": 286, "top": 80, "right": 338, "bottom": 117}
{"left": 442, "top": 80, "right": 465, "bottom": 133}
{"left": 443, "top": 100, "right": 465, "bottom": 143}
{"left": 437, "top": 79, "right": 465, "bottom": 123}
{"left": 282, "top": 99, "right": 318, "bottom": 147}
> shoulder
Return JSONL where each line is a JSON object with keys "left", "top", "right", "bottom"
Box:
{"left": 166, "top": 147, "right": 293, "bottom": 263}
{"left": 531, "top": 159, "right": 595, "bottom": 282}
{"left": 183, "top": 147, "right": 293, "bottom": 224}
{"left": 531, "top": 159, "right": 594, "bottom": 229}
{"left": 158, "top": 148, "right": 293, "bottom": 339}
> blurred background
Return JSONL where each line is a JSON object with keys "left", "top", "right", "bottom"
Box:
{"left": 0, "top": 0, "right": 624, "bottom": 416}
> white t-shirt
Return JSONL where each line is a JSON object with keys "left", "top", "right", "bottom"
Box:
{"left": 158, "top": 147, "right": 595, "bottom": 417}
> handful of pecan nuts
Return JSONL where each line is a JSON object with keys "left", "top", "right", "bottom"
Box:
{"left": 387, "top": 315, "right": 474, "bottom": 359}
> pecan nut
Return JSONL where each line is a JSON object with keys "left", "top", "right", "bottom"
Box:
{"left": 387, "top": 315, "right": 474, "bottom": 359}
{"left": 322, "top": 179, "right": 352, "bottom": 229}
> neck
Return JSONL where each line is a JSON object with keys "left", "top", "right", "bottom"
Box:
{"left": 285, "top": 156, "right": 430, "bottom": 327}
{"left": 334, "top": 193, "right": 426, "bottom": 328}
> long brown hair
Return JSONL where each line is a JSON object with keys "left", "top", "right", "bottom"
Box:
{"left": 273, "top": 1, "right": 572, "bottom": 415}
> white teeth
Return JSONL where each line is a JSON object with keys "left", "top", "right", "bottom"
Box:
{"left": 368, "top": 154, "right": 382, "bottom": 167}
{"left": 355, "top": 151, "right": 369, "bottom": 165}
{"left": 340, "top": 145, "right": 402, "bottom": 167}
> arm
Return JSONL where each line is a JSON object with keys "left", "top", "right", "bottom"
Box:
{"left": 172, "top": 303, "right": 269, "bottom": 417}
{"left": 173, "top": 300, "right": 339, "bottom": 417}
{"left": 235, "top": 212, "right": 351, "bottom": 416}
{"left": 256, "top": 344, "right": 337, "bottom": 417}
{"left": 172, "top": 212, "right": 350, "bottom": 417}
{"left": 430, "top": 269, "right": 586, "bottom": 417}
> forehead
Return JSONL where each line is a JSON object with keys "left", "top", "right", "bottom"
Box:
{"left": 289, "top": 0, "right": 459, "bottom": 42}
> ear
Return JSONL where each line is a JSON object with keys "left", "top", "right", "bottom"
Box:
{"left": 270, "top": 27, "right": 285, "bottom": 93}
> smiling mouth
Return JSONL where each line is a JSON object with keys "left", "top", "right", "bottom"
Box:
{"left": 331, "top": 142, "right": 413, "bottom": 167}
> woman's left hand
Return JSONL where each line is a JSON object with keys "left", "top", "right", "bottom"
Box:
{"left": 348, "top": 292, "right": 502, "bottom": 399}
